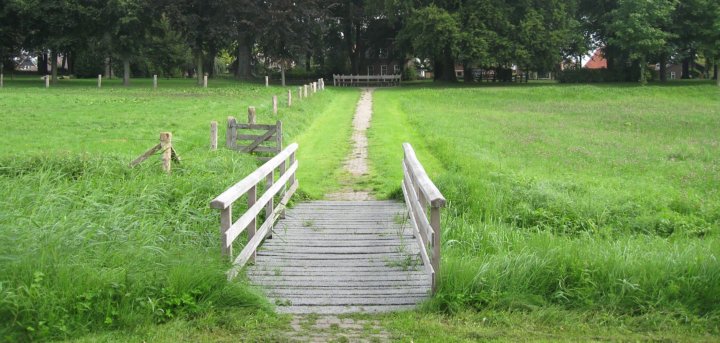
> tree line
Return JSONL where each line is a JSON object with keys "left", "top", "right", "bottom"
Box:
{"left": 0, "top": 0, "right": 718, "bottom": 84}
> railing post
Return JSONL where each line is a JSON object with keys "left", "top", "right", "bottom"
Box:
{"left": 247, "top": 185, "right": 257, "bottom": 263}
{"left": 220, "top": 206, "right": 232, "bottom": 258}
{"left": 227, "top": 116, "right": 237, "bottom": 149}
{"left": 272, "top": 95, "right": 278, "bottom": 115}
{"left": 265, "top": 170, "right": 274, "bottom": 239}
{"left": 430, "top": 206, "right": 441, "bottom": 293}
{"left": 287, "top": 89, "right": 292, "bottom": 107}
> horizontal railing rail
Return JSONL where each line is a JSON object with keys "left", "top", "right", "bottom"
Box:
{"left": 210, "top": 143, "right": 299, "bottom": 279}
{"left": 400, "top": 143, "right": 446, "bottom": 293}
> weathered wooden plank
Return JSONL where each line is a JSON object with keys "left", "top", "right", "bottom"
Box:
{"left": 252, "top": 280, "right": 430, "bottom": 287}
{"left": 270, "top": 297, "right": 427, "bottom": 306}
{"left": 248, "top": 270, "right": 428, "bottom": 277}
{"left": 258, "top": 246, "right": 418, "bottom": 254}
{"left": 243, "top": 127, "right": 277, "bottom": 153}
{"left": 237, "top": 134, "right": 277, "bottom": 141}
{"left": 249, "top": 275, "right": 430, "bottom": 284}
{"left": 234, "top": 123, "right": 277, "bottom": 130}
{"left": 232, "top": 146, "right": 280, "bottom": 153}
{"left": 277, "top": 305, "right": 416, "bottom": 315}
{"left": 128, "top": 143, "right": 161, "bottom": 168}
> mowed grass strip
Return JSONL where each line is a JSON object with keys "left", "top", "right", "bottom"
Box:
{"left": 0, "top": 79, "right": 355, "bottom": 341}
{"left": 369, "top": 82, "right": 720, "bottom": 337}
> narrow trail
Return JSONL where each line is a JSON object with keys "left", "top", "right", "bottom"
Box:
{"left": 282, "top": 88, "right": 396, "bottom": 342}
{"left": 325, "top": 88, "right": 375, "bottom": 201}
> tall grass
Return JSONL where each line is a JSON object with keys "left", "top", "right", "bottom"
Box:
{"left": 369, "top": 82, "right": 720, "bottom": 328}
{"left": 0, "top": 80, "right": 359, "bottom": 341}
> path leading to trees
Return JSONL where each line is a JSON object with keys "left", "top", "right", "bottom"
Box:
{"left": 325, "top": 88, "right": 375, "bottom": 201}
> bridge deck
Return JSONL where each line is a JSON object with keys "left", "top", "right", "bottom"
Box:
{"left": 247, "top": 200, "right": 431, "bottom": 314}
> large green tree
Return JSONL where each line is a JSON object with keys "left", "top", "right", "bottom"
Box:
{"left": 608, "top": 0, "right": 677, "bottom": 84}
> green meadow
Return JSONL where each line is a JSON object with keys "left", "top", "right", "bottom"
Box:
{"left": 1, "top": 78, "right": 719, "bottom": 341}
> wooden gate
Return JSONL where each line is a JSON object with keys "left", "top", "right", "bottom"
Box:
{"left": 226, "top": 116, "right": 283, "bottom": 160}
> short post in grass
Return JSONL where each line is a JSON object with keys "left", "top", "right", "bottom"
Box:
{"left": 97, "top": 74, "right": 102, "bottom": 88}
{"left": 265, "top": 75, "right": 269, "bottom": 87}
{"left": 248, "top": 106, "right": 256, "bottom": 124}
{"left": 272, "top": 95, "right": 278, "bottom": 115}
{"left": 153, "top": 75, "right": 158, "bottom": 89}
{"left": 298, "top": 86, "right": 303, "bottom": 99}
{"left": 203, "top": 74, "right": 208, "bottom": 88}
{"left": 45, "top": 75, "right": 50, "bottom": 88}
{"left": 226, "top": 116, "right": 238, "bottom": 149}
{"left": 304, "top": 84, "right": 308, "bottom": 98}
{"left": 160, "top": 132, "right": 173, "bottom": 174}
{"left": 210, "top": 121, "right": 218, "bottom": 151}
{"left": 1, "top": 73, "right": 4, "bottom": 88}
{"left": 287, "top": 89, "right": 292, "bottom": 107}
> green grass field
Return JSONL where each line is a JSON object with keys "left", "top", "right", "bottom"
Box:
{"left": 368, "top": 82, "right": 720, "bottom": 340}
{"left": 0, "top": 77, "right": 359, "bottom": 341}
{"left": 1, "top": 77, "right": 719, "bottom": 341}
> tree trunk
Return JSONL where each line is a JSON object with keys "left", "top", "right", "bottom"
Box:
{"left": 682, "top": 56, "right": 690, "bottom": 79}
{"left": 51, "top": 50, "right": 58, "bottom": 83}
{"left": 236, "top": 33, "right": 251, "bottom": 79}
{"left": 639, "top": 56, "right": 647, "bottom": 85}
{"left": 659, "top": 55, "right": 667, "bottom": 82}
{"left": 281, "top": 64, "right": 286, "bottom": 87}
{"left": 105, "top": 57, "right": 111, "bottom": 78}
{"left": 196, "top": 53, "right": 204, "bottom": 86}
{"left": 463, "top": 62, "right": 473, "bottom": 82}
{"left": 122, "top": 57, "right": 130, "bottom": 86}
{"left": 434, "top": 49, "right": 457, "bottom": 82}
{"left": 305, "top": 52, "right": 311, "bottom": 72}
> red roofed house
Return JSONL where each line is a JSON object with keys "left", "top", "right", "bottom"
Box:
{"left": 584, "top": 49, "right": 607, "bottom": 69}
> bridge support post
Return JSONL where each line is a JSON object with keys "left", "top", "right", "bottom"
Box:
{"left": 220, "top": 206, "right": 232, "bottom": 258}
{"left": 430, "top": 206, "right": 441, "bottom": 292}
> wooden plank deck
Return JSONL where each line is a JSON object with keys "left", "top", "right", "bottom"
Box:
{"left": 247, "top": 200, "right": 431, "bottom": 314}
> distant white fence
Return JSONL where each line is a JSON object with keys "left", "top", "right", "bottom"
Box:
{"left": 333, "top": 74, "right": 401, "bottom": 87}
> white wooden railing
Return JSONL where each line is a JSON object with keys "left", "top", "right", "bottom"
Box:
{"left": 401, "top": 143, "right": 446, "bottom": 293}
{"left": 210, "top": 143, "right": 298, "bottom": 279}
{"left": 333, "top": 74, "right": 401, "bottom": 87}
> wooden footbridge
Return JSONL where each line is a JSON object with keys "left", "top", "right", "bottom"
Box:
{"left": 210, "top": 143, "right": 445, "bottom": 314}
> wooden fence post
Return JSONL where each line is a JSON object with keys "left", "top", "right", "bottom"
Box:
{"left": 227, "top": 116, "right": 237, "bottom": 149}
{"left": 203, "top": 74, "right": 208, "bottom": 88}
{"left": 45, "top": 75, "right": 50, "bottom": 88}
{"left": 272, "top": 95, "right": 278, "bottom": 115}
{"left": 210, "top": 121, "right": 218, "bottom": 150}
{"left": 160, "top": 132, "right": 172, "bottom": 174}
{"left": 0, "top": 73, "right": 3, "bottom": 88}
{"left": 276, "top": 120, "right": 283, "bottom": 151}
{"left": 287, "top": 89, "right": 292, "bottom": 107}
{"left": 265, "top": 75, "right": 269, "bottom": 87}
{"left": 304, "top": 84, "right": 308, "bottom": 98}
{"left": 298, "top": 86, "right": 303, "bottom": 99}
{"left": 153, "top": 75, "right": 158, "bottom": 89}
{"left": 97, "top": 74, "right": 101, "bottom": 88}
{"left": 248, "top": 106, "right": 256, "bottom": 124}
